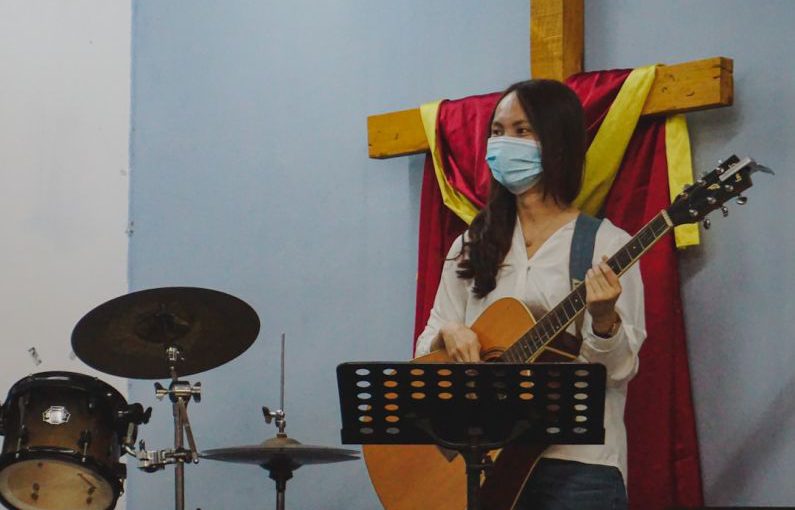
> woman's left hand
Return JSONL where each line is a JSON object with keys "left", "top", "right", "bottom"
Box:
{"left": 585, "top": 255, "right": 622, "bottom": 335}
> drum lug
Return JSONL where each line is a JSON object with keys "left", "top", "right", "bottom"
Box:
{"left": 79, "top": 429, "right": 92, "bottom": 460}
{"left": 15, "top": 425, "right": 29, "bottom": 454}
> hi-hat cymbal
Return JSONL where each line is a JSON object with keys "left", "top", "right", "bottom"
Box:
{"left": 72, "top": 287, "right": 260, "bottom": 379}
{"left": 201, "top": 435, "right": 359, "bottom": 470}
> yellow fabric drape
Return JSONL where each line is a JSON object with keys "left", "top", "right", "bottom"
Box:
{"left": 419, "top": 100, "right": 479, "bottom": 224}
{"left": 665, "top": 115, "right": 700, "bottom": 247}
{"left": 574, "top": 65, "right": 657, "bottom": 215}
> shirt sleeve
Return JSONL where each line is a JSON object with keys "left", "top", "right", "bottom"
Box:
{"left": 414, "top": 235, "right": 470, "bottom": 356}
{"left": 579, "top": 227, "right": 647, "bottom": 386}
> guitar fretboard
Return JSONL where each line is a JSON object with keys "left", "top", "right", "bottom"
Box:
{"left": 499, "top": 213, "right": 671, "bottom": 363}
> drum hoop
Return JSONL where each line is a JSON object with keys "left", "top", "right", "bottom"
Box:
{"left": 4, "top": 371, "right": 127, "bottom": 408}
{"left": 0, "top": 448, "right": 124, "bottom": 510}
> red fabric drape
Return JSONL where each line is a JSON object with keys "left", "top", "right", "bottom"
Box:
{"left": 601, "top": 117, "right": 704, "bottom": 508}
{"left": 412, "top": 71, "right": 703, "bottom": 508}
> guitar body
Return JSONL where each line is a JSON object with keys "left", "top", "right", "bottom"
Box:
{"left": 363, "top": 297, "right": 578, "bottom": 510}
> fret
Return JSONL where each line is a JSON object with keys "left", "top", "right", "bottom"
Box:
{"left": 563, "top": 299, "right": 575, "bottom": 317}
{"left": 555, "top": 306, "right": 569, "bottom": 324}
{"left": 639, "top": 227, "right": 655, "bottom": 247}
{"left": 538, "top": 319, "right": 552, "bottom": 340}
{"left": 615, "top": 248, "right": 631, "bottom": 268}
{"left": 628, "top": 240, "right": 643, "bottom": 257}
{"left": 607, "top": 258, "right": 621, "bottom": 274}
{"left": 651, "top": 215, "right": 669, "bottom": 236}
{"left": 519, "top": 340, "right": 530, "bottom": 359}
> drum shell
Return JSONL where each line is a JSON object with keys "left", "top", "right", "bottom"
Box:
{"left": 0, "top": 372, "right": 128, "bottom": 508}
{"left": 3, "top": 379, "right": 122, "bottom": 462}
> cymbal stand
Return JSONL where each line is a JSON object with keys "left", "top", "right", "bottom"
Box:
{"left": 136, "top": 346, "right": 201, "bottom": 510}
{"left": 261, "top": 333, "right": 291, "bottom": 510}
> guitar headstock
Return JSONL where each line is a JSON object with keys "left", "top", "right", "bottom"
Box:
{"left": 667, "top": 155, "right": 772, "bottom": 227}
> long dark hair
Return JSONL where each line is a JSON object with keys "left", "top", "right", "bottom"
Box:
{"left": 456, "top": 79, "right": 586, "bottom": 298}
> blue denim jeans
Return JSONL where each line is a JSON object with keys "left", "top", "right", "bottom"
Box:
{"left": 514, "top": 458, "right": 627, "bottom": 510}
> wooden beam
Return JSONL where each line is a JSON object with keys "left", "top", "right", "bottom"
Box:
{"left": 367, "top": 57, "right": 734, "bottom": 159}
{"left": 530, "top": 0, "right": 584, "bottom": 81}
{"left": 367, "top": 108, "right": 428, "bottom": 159}
{"left": 642, "top": 57, "right": 733, "bottom": 116}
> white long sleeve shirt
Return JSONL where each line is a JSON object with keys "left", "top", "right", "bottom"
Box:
{"left": 415, "top": 216, "right": 646, "bottom": 483}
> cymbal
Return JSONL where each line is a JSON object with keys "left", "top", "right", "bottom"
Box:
{"left": 72, "top": 287, "right": 260, "bottom": 379}
{"left": 201, "top": 435, "right": 360, "bottom": 470}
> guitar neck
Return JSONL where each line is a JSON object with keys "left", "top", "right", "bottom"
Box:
{"left": 500, "top": 212, "right": 673, "bottom": 363}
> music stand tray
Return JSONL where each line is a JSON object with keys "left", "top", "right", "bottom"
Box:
{"left": 336, "top": 362, "right": 606, "bottom": 510}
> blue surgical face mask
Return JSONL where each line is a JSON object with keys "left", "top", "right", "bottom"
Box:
{"left": 485, "top": 136, "right": 543, "bottom": 195}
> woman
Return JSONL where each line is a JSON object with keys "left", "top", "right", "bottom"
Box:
{"left": 414, "top": 80, "right": 646, "bottom": 509}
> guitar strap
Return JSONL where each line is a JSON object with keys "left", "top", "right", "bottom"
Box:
{"left": 570, "top": 213, "right": 602, "bottom": 339}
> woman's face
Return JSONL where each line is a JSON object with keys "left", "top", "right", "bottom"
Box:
{"left": 490, "top": 91, "right": 537, "bottom": 140}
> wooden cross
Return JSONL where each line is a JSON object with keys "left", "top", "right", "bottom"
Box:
{"left": 367, "top": 0, "right": 732, "bottom": 159}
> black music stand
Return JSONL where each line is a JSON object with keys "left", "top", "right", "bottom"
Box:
{"left": 337, "top": 362, "right": 606, "bottom": 510}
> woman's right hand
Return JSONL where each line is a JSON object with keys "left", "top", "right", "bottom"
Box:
{"left": 439, "top": 322, "right": 481, "bottom": 362}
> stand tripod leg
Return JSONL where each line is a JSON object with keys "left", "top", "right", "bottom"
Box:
{"left": 174, "top": 397, "right": 185, "bottom": 510}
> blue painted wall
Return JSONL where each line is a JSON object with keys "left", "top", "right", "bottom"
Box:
{"left": 129, "top": 0, "right": 795, "bottom": 507}
{"left": 128, "top": 1, "right": 529, "bottom": 508}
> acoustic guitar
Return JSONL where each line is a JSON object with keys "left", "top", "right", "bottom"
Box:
{"left": 363, "top": 155, "right": 770, "bottom": 510}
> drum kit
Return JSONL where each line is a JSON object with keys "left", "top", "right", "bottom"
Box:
{"left": 0, "top": 287, "right": 359, "bottom": 510}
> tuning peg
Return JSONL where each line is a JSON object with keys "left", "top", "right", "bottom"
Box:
{"left": 721, "top": 206, "right": 729, "bottom": 217}
{"left": 688, "top": 209, "right": 699, "bottom": 218}
{"left": 706, "top": 196, "right": 717, "bottom": 205}
{"left": 723, "top": 184, "right": 734, "bottom": 193}
{"left": 736, "top": 195, "right": 748, "bottom": 205}
{"left": 703, "top": 219, "right": 711, "bottom": 230}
